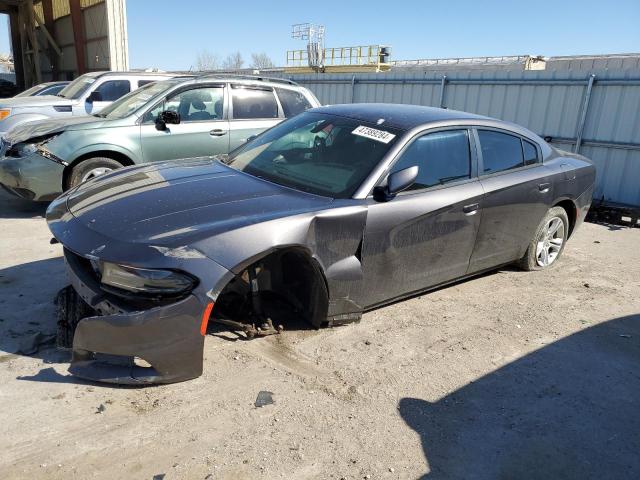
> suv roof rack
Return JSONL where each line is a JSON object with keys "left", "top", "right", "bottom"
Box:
{"left": 91, "top": 71, "right": 179, "bottom": 80}
{"left": 196, "top": 73, "right": 299, "bottom": 87}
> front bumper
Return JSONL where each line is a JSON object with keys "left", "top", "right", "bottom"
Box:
{"left": 0, "top": 152, "right": 64, "bottom": 201}
{"left": 63, "top": 248, "right": 211, "bottom": 384}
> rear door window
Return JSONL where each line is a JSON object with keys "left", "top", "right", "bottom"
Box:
{"left": 478, "top": 130, "right": 524, "bottom": 174}
{"left": 390, "top": 129, "right": 472, "bottom": 191}
{"left": 276, "top": 88, "right": 312, "bottom": 117}
{"left": 231, "top": 86, "right": 279, "bottom": 119}
{"left": 95, "top": 80, "right": 131, "bottom": 101}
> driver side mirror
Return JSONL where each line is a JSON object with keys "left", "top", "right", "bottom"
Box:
{"left": 155, "top": 110, "right": 181, "bottom": 131}
{"left": 86, "top": 90, "right": 102, "bottom": 103}
{"left": 373, "top": 166, "right": 419, "bottom": 202}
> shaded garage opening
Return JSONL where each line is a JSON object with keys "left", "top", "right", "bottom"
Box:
{"left": 0, "top": 0, "right": 127, "bottom": 91}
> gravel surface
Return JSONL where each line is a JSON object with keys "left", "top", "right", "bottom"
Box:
{"left": 0, "top": 189, "right": 639, "bottom": 479}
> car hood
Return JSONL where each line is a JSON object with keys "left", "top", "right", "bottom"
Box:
{"left": 64, "top": 157, "right": 333, "bottom": 246}
{"left": 0, "top": 94, "right": 74, "bottom": 109}
{"left": 4, "top": 115, "right": 110, "bottom": 145}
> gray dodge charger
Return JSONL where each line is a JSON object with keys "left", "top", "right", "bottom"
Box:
{"left": 47, "top": 104, "right": 596, "bottom": 384}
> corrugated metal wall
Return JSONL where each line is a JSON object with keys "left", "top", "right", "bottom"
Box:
{"left": 284, "top": 68, "right": 640, "bottom": 206}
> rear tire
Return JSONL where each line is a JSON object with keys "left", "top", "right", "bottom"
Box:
{"left": 518, "top": 206, "right": 569, "bottom": 271}
{"left": 68, "top": 157, "right": 123, "bottom": 189}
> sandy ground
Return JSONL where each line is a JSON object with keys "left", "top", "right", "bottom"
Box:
{"left": 0, "top": 189, "right": 639, "bottom": 480}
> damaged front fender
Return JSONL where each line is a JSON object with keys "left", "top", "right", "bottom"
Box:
{"left": 198, "top": 202, "right": 369, "bottom": 322}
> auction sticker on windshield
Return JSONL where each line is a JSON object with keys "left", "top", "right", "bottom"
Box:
{"left": 352, "top": 125, "right": 396, "bottom": 144}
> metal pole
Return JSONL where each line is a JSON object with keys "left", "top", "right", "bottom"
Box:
{"left": 574, "top": 74, "right": 596, "bottom": 153}
{"left": 350, "top": 75, "right": 356, "bottom": 103}
{"left": 439, "top": 75, "right": 447, "bottom": 108}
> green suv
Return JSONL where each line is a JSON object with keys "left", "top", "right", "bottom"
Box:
{"left": 0, "top": 75, "right": 319, "bottom": 201}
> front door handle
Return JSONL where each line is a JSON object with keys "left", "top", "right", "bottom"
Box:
{"left": 538, "top": 182, "right": 551, "bottom": 193}
{"left": 209, "top": 129, "right": 227, "bottom": 136}
{"left": 463, "top": 203, "right": 479, "bottom": 215}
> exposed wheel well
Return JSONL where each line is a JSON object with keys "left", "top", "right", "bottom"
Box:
{"left": 554, "top": 199, "right": 577, "bottom": 237}
{"left": 211, "top": 247, "right": 329, "bottom": 331}
{"left": 62, "top": 151, "right": 134, "bottom": 189}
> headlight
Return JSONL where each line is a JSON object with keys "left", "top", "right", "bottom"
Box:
{"left": 99, "top": 262, "right": 197, "bottom": 295}
{"left": 14, "top": 142, "right": 37, "bottom": 157}
{"left": 0, "top": 109, "right": 11, "bottom": 121}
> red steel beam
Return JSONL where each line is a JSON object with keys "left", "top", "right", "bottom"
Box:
{"left": 41, "top": 0, "right": 58, "bottom": 79}
{"left": 69, "top": 0, "right": 86, "bottom": 75}
{"left": 8, "top": 8, "right": 24, "bottom": 89}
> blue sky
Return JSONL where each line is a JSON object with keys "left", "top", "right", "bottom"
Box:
{"left": 1, "top": 0, "right": 639, "bottom": 70}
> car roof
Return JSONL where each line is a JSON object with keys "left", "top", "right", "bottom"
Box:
{"left": 310, "top": 103, "right": 491, "bottom": 130}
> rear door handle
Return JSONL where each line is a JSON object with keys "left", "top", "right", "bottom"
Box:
{"left": 463, "top": 203, "right": 479, "bottom": 215}
{"left": 538, "top": 182, "right": 551, "bottom": 193}
{"left": 209, "top": 129, "right": 227, "bottom": 136}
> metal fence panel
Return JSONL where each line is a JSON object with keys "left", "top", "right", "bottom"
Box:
{"left": 284, "top": 68, "right": 640, "bottom": 206}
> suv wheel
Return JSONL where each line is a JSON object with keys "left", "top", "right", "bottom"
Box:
{"left": 68, "top": 157, "right": 123, "bottom": 189}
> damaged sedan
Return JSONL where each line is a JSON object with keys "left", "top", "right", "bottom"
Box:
{"left": 47, "top": 104, "right": 595, "bottom": 384}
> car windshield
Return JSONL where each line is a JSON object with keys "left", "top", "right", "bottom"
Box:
{"left": 15, "top": 85, "right": 43, "bottom": 97}
{"left": 57, "top": 73, "right": 100, "bottom": 99}
{"left": 95, "top": 80, "right": 180, "bottom": 119}
{"left": 224, "top": 112, "right": 402, "bottom": 198}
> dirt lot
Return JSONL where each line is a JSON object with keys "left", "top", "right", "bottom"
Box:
{"left": 0, "top": 189, "right": 639, "bottom": 480}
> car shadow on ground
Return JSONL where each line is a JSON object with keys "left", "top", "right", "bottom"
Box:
{"left": 398, "top": 314, "right": 640, "bottom": 480}
{"left": 0, "top": 257, "right": 64, "bottom": 360}
{"left": 0, "top": 257, "right": 153, "bottom": 388}
{"left": 0, "top": 256, "right": 86, "bottom": 384}
{"left": 0, "top": 190, "right": 49, "bottom": 219}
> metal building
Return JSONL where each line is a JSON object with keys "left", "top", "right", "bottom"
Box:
{"left": 0, "top": 0, "right": 128, "bottom": 89}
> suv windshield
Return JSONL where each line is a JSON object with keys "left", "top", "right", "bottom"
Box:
{"left": 57, "top": 73, "right": 100, "bottom": 99}
{"left": 225, "top": 112, "right": 402, "bottom": 198}
{"left": 96, "top": 80, "right": 180, "bottom": 119}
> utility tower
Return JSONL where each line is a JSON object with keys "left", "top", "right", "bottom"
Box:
{"left": 291, "top": 23, "right": 325, "bottom": 71}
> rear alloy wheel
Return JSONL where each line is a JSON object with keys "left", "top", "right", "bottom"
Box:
{"left": 518, "top": 206, "right": 569, "bottom": 271}
{"left": 68, "top": 157, "right": 123, "bottom": 189}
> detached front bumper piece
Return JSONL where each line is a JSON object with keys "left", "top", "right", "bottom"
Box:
{"left": 0, "top": 152, "right": 65, "bottom": 201}
{"left": 59, "top": 249, "right": 208, "bottom": 385}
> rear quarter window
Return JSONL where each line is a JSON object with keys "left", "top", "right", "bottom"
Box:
{"left": 523, "top": 139, "right": 539, "bottom": 165}
{"left": 276, "top": 88, "right": 313, "bottom": 117}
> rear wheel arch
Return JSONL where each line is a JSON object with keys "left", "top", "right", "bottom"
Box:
{"left": 63, "top": 150, "right": 135, "bottom": 189}
{"left": 553, "top": 198, "right": 578, "bottom": 238}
